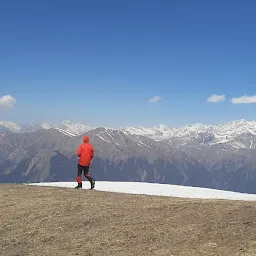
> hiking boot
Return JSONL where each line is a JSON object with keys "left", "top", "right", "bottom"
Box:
{"left": 90, "top": 180, "right": 95, "bottom": 190}
{"left": 75, "top": 183, "right": 82, "bottom": 189}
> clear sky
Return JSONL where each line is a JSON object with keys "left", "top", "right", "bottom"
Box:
{"left": 1, "top": 0, "right": 256, "bottom": 128}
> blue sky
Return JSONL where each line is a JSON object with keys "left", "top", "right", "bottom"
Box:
{"left": 1, "top": 0, "right": 256, "bottom": 127}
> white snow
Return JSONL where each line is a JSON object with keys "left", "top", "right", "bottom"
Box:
{"left": 27, "top": 181, "right": 256, "bottom": 201}
{"left": 0, "top": 120, "right": 94, "bottom": 135}
{"left": 106, "top": 130, "right": 116, "bottom": 141}
{"left": 55, "top": 128, "right": 77, "bottom": 137}
{"left": 0, "top": 121, "right": 22, "bottom": 132}
{"left": 123, "top": 120, "right": 256, "bottom": 145}
{"left": 250, "top": 140, "right": 254, "bottom": 149}
{"left": 98, "top": 135, "right": 110, "bottom": 142}
{"left": 231, "top": 141, "right": 247, "bottom": 149}
{"left": 41, "top": 122, "right": 52, "bottom": 129}
{"left": 58, "top": 120, "right": 94, "bottom": 135}
{"left": 129, "top": 135, "right": 151, "bottom": 148}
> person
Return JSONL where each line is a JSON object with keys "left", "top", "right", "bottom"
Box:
{"left": 75, "top": 135, "right": 95, "bottom": 189}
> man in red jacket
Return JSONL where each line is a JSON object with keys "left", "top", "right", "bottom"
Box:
{"left": 75, "top": 135, "right": 95, "bottom": 189}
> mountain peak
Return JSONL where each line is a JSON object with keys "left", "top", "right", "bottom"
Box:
{"left": 154, "top": 124, "right": 170, "bottom": 131}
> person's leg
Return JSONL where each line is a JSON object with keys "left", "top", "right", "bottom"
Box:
{"left": 75, "top": 164, "right": 83, "bottom": 188}
{"left": 83, "top": 166, "right": 95, "bottom": 189}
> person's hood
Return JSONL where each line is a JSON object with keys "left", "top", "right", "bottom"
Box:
{"left": 83, "top": 135, "right": 89, "bottom": 143}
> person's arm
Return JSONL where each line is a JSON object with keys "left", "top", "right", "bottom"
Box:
{"left": 77, "top": 145, "right": 82, "bottom": 157}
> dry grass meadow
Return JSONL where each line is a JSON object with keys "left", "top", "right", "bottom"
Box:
{"left": 1, "top": 184, "right": 256, "bottom": 256}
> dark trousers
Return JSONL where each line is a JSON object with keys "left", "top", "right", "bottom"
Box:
{"left": 77, "top": 164, "right": 94, "bottom": 185}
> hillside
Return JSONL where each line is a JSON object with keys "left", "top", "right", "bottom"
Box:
{"left": 1, "top": 184, "right": 256, "bottom": 256}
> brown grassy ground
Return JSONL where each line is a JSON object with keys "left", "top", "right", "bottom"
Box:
{"left": 1, "top": 184, "right": 256, "bottom": 256}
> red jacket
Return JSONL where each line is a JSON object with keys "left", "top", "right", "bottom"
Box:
{"left": 77, "top": 136, "right": 94, "bottom": 166}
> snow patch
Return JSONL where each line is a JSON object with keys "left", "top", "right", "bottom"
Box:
{"left": 55, "top": 128, "right": 77, "bottom": 137}
{"left": 0, "top": 131, "right": 6, "bottom": 137}
{"left": 98, "top": 135, "right": 110, "bottom": 143}
{"left": 27, "top": 181, "right": 256, "bottom": 201}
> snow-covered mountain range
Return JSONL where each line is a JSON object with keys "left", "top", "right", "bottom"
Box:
{"left": 123, "top": 119, "right": 256, "bottom": 141}
{"left": 1, "top": 119, "right": 256, "bottom": 149}
{"left": 2, "top": 119, "right": 256, "bottom": 193}
{"left": 0, "top": 120, "right": 93, "bottom": 136}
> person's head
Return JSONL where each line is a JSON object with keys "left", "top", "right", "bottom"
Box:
{"left": 83, "top": 135, "right": 89, "bottom": 143}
